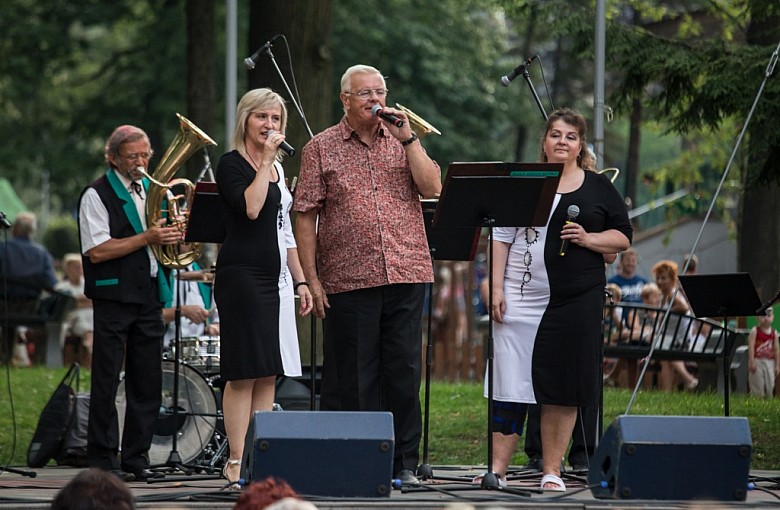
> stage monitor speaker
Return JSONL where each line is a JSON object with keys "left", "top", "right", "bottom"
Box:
{"left": 245, "top": 411, "right": 394, "bottom": 497}
{"left": 588, "top": 415, "right": 752, "bottom": 501}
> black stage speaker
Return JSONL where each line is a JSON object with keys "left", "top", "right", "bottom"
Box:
{"left": 588, "top": 415, "right": 752, "bottom": 501}
{"left": 246, "top": 411, "right": 394, "bottom": 497}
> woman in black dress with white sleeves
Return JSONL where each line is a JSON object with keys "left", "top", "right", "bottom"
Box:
{"left": 215, "top": 88, "right": 312, "bottom": 488}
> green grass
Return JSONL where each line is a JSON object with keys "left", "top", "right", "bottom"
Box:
{"left": 2, "top": 367, "right": 779, "bottom": 470}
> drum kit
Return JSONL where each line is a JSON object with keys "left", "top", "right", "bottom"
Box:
{"left": 116, "top": 265, "right": 224, "bottom": 472}
{"left": 116, "top": 336, "right": 226, "bottom": 471}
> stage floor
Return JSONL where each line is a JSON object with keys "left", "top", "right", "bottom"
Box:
{"left": 1, "top": 464, "right": 778, "bottom": 509}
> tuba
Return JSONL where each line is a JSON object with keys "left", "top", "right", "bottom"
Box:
{"left": 395, "top": 103, "right": 441, "bottom": 138}
{"left": 138, "top": 113, "right": 217, "bottom": 269}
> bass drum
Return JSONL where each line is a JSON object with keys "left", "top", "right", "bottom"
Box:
{"left": 116, "top": 361, "right": 217, "bottom": 465}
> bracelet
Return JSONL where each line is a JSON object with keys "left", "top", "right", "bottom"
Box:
{"left": 294, "top": 281, "right": 310, "bottom": 290}
{"left": 401, "top": 133, "right": 418, "bottom": 147}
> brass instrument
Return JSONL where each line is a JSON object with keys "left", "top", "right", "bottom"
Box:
{"left": 597, "top": 167, "right": 620, "bottom": 183}
{"left": 138, "top": 113, "right": 217, "bottom": 269}
{"left": 395, "top": 103, "right": 441, "bottom": 138}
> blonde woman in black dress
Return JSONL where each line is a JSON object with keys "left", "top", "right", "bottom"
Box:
{"left": 215, "top": 89, "right": 312, "bottom": 488}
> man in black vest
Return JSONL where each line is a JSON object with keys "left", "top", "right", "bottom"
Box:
{"left": 78, "top": 125, "right": 181, "bottom": 482}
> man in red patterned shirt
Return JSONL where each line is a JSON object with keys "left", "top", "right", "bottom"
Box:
{"left": 294, "top": 64, "right": 441, "bottom": 484}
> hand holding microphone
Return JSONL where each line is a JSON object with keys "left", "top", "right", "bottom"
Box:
{"left": 371, "top": 104, "right": 404, "bottom": 128}
{"left": 267, "top": 130, "right": 296, "bottom": 157}
{"left": 559, "top": 204, "right": 580, "bottom": 256}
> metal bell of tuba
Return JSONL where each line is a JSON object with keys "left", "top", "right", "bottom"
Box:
{"left": 138, "top": 113, "right": 217, "bottom": 270}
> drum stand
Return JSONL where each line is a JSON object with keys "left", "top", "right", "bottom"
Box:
{"left": 152, "top": 269, "right": 217, "bottom": 477}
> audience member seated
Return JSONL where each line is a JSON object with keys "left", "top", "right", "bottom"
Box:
{"left": 50, "top": 467, "right": 135, "bottom": 510}
{"left": 650, "top": 260, "right": 699, "bottom": 391}
{"left": 56, "top": 253, "right": 94, "bottom": 369}
{"left": 0, "top": 212, "right": 58, "bottom": 366}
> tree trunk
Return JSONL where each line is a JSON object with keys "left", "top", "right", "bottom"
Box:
{"left": 185, "top": 0, "right": 217, "bottom": 180}
{"left": 247, "top": 0, "right": 334, "bottom": 179}
{"left": 739, "top": 2, "right": 780, "bottom": 301}
{"left": 625, "top": 98, "right": 641, "bottom": 211}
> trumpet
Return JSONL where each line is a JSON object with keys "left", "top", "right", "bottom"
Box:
{"left": 597, "top": 167, "right": 620, "bottom": 183}
{"left": 395, "top": 103, "right": 441, "bottom": 138}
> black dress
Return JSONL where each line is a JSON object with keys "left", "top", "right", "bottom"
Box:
{"left": 489, "top": 170, "right": 633, "bottom": 406}
{"left": 214, "top": 150, "right": 301, "bottom": 381}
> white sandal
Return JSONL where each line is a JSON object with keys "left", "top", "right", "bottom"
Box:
{"left": 222, "top": 458, "right": 242, "bottom": 491}
{"left": 540, "top": 473, "right": 566, "bottom": 492}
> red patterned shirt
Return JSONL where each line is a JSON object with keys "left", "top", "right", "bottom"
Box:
{"left": 293, "top": 116, "right": 437, "bottom": 294}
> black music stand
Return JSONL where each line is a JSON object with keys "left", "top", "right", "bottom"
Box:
{"left": 678, "top": 273, "right": 763, "bottom": 416}
{"left": 151, "top": 183, "right": 224, "bottom": 478}
{"left": 416, "top": 199, "right": 480, "bottom": 480}
{"left": 185, "top": 181, "right": 225, "bottom": 244}
{"left": 434, "top": 162, "right": 561, "bottom": 490}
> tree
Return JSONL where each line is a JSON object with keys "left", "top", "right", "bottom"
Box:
{"left": 247, "top": 0, "right": 334, "bottom": 179}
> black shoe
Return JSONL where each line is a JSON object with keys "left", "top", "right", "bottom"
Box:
{"left": 131, "top": 469, "right": 165, "bottom": 481}
{"left": 108, "top": 469, "right": 136, "bottom": 482}
{"left": 569, "top": 463, "right": 589, "bottom": 473}
{"left": 522, "top": 457, "right": 542, "bottom": 472}
{"left": 395, "top": 469, "right": 420, "bottom": 486}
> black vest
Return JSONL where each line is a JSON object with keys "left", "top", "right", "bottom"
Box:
{"left": 79, "top": 174, "right": 161, "bottom": 304}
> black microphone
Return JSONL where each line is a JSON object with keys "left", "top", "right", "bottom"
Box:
{"left": 371, "top": 104, "right": 404, "bottom": 128}
{"left": 500, "top": 55, "right": 539, "bottom": 87}
{"left": 268, "top": 130, "right": 296, "bottom": 157}
{"left": 0, "top": 211, "right": 11, "bottom": 229}
{"left": 756, "top": 290, "right": 780, "bottom": 315}
{"left": 559, "top": 204, "right": 580, "bottom": 256}
{"left": 244, "top": 35, "right": 280, "bottom": 70}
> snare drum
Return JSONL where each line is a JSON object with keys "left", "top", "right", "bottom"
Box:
{"left": 178, "top": 335, "right": 220, "bottom": 375}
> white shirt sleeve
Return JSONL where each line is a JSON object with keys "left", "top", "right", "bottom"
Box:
{"left": 79, "top": 188, "right": 112, "bottom": 254}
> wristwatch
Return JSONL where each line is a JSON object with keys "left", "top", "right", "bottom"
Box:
{"left": 401, "top": 133, "right": 418, "bottom": 147}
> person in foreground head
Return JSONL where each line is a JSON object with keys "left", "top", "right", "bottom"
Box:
{"left": 293, "top": 64, "right": 441, "bottom": 484}
{"left": 214, "top": 88, "right": 313, "bottom": 489}
{"left": 50, "top": 468, "right": 135, "bottom": 510}
{"left": 79, "top": 124, "right": 182, "bottom": 482}
{"left": 486, "top": 107, "right": 632, "bottom": 491}
{"left": 232, "top": 476, "right": 317, "bottom": 509}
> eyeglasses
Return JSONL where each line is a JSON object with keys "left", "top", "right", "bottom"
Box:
{"left": 119, "top": 152, "right": 153, "bottom": 161}
{"left": 345, "top": 88, "right": 388, "bottom": 99}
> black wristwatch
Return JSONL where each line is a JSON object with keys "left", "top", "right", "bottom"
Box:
{"left": 401, "top": 133, "right": 418, "bottom": 147}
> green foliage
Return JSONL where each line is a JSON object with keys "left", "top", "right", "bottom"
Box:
{"left": 0, "top": 0, "right": 191, "bottom": 214}
{"left": 42, "top": 215, "right": 80, "bottom": 261}
{"left": 332, "top": 0, "right": 529, "bottom": 167}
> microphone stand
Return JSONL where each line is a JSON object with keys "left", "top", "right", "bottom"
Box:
{"left": 521, "top": 66, "right": 548, "bottom": 121}
{"left": 250, "top": 40, "right": 318, "bottom": 408}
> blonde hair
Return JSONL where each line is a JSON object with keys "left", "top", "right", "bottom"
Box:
{"left": 640, "top": 282, "right": 662, "bottom": 301}
{"left": 231, "top": 88, "right": 288, "bottom": 160}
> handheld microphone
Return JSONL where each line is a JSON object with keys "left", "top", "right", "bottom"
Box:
{"left": 371, "top": 104, "right": 404, "bottom": 128}
{"left": 244, "top": 35, "right": 280, "bottom": 70}
{"left": 268, "top": 130, "right": 296, "bottom": 157}
{"left": 559, "top": 204, "right": 580, "bottom": 256}
{"left": 500, "top": 55, "right": 539, "bottom": 87}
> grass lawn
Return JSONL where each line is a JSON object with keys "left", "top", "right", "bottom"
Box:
{"left": 2, "top": 366, "right": 779, "bottom": 470}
